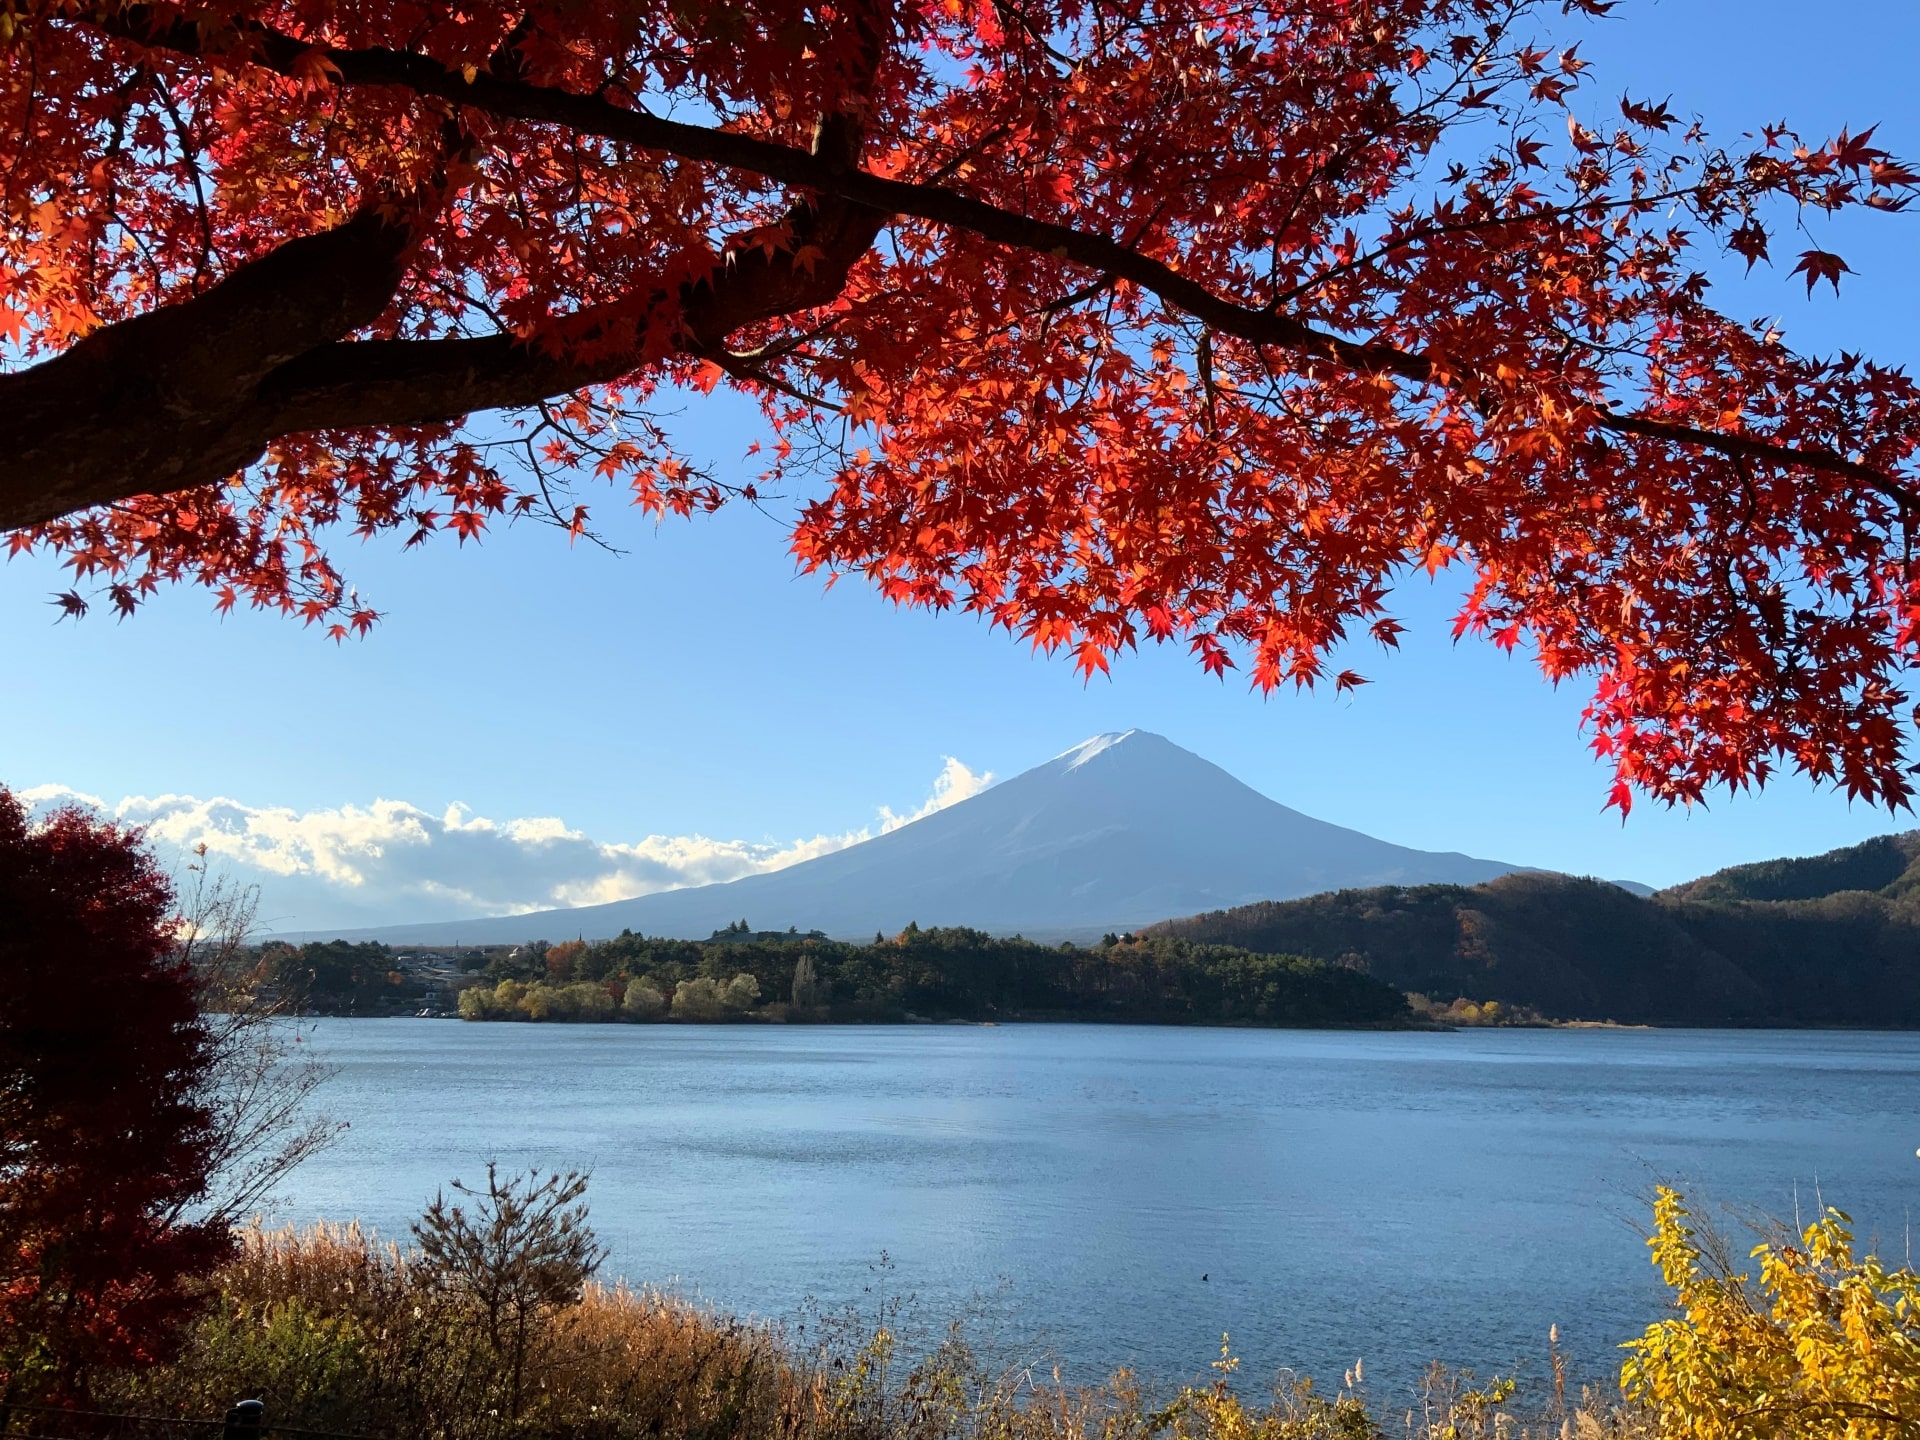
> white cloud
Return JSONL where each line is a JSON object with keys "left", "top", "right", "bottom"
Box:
{"left": 15, "top": 758, "right": 994, "bottom": 933}
{"left": 876, "top": 756, "right": 995, "bottom": 832}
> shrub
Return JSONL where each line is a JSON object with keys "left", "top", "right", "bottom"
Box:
{"left": 413, "top": 1167, "right": 606, "bottom": 1422}
{"left": 1622, "top": 1187, "right": 1920, "bottom": 1438}
{"left": 622, "top": 979, "right": 668, "bottom": 1019}
{"left": 673, "top": 977, "right": 728, "bottom": 1021}
{"left": 109, "top": 1205, "right": 804, "bottom": 1440}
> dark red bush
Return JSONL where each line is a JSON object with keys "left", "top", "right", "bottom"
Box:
{"left": 0, "top": 789, "right": 233, "bottom": 1396}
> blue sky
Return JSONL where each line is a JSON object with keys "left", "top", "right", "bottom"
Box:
{"left": 5, "top": 0, "right": 1919, "bottom": 928}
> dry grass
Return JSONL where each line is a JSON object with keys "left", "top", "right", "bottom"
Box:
{"left": 104, "top": 1225, "right": 1651, "bottom": 1440}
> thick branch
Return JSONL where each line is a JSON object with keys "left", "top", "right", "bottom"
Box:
{"left": 0, "top": 204, "right": 421, "bottom": 527}
{"left": 256, "top": 191, "right": 884, "bottom": 439}
{"left": 1595, "top": 411, "right": 1906, "bottom": 499}
{"left": 93, "top": 7, "right": 1429, "bottom": 379}
{"left": 0, "top": 198, "right": 881, "bottom": 530}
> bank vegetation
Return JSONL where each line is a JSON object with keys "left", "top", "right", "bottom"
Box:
{"left": 83, "top": 1170, "right": 1920, "bottom": 1440}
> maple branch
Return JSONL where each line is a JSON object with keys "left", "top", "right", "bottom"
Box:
{"left": 0, "top": 142, "right": 876, "bottom": 532}
{"left": 11, "top": 4, "right": 1911, "bottom": 533}
{"left": 1595, "top": 412, "right": 1910, "bottom": 502}
{"left": 1266, "top": 183, "right": 1721, "bottom": 311}
{"left": 693, "top": 346, "right": 841, "bottom": 411}
{"left": 250, "top": 181, "right": 880, "bottom": 442}
{"left": 149, "top": 72, "right": 214, "bottom": 291}
{"left": 86, "top": 6, "right": 1430, "bottom": 384}
{"left": 0, "top": 200, "right": 425, "bottom": 528}
{"left": 97, "top": 8, "right": 1912, "bottom": 498}
{"left": 0, "top": 3, "right": 888, "bottom": 533}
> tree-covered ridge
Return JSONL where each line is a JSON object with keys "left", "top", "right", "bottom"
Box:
{"left": 1147, "top": 850, "right": 1920, "bottom": 1026}
{"left": 446, "top": 925, "right": 1410, "bottom": 1028}
{"left": 1657, "top": 832, "right": 1920, "bottom": 906}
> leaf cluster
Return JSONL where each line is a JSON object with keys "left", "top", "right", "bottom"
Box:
{"left": 1622, "top": 1188, "right": 1920, "bottom": 1438}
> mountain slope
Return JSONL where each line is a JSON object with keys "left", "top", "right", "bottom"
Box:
{"left": 1147, "top": 837, "right": 1920, "bottom": 1026}
{"left": 1658, "top": 832, "right": 1920, "bottom": 905}
{"left": 297, "top": 731, "right": 1518, "bottom": 945}
{"left": 1146, "top": 874, "right": 1770, "bottom": 1023}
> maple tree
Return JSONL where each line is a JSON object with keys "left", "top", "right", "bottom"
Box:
{"left": 0, "top": 788, "right": 232, "bottom": 1397}
{"left": 2, "top": 1, "right": 1918, "bottom": 810}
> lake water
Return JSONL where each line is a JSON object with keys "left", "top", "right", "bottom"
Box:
{"left": 281, "top": 1021, "right": 1920, "bottom": 1400}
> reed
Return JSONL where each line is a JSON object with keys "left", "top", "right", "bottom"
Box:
{"left": 103, "top": 1222, "right": 1647, "bottom": 1440}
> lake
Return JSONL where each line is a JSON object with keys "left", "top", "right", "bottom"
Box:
{"left": 279, "top": 1021, "right": 1920, "bottom": 1401}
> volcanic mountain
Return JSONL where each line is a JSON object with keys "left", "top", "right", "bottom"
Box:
{"left": 316, "top": 731, "right": 1519, "bottom": 946}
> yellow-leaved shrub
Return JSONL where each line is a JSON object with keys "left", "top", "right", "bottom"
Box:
{"left": 1621, "top": 1186, "right": 1920, "bottom": 1438}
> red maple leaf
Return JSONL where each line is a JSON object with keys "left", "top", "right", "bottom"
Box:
{"left": 1791, "top": 249, "right": 1853, "bottom": 295}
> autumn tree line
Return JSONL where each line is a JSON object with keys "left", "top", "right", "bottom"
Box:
{"left": 453, "top": 923, "right": 1411, "bottom": 1027}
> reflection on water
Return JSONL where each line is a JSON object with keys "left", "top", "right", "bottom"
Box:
{"left": 280, "top": 1022, "right": 1920, "bottom": 1397}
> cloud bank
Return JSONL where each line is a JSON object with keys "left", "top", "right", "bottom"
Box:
{"left": 18, "top": 758, "right": 993, "bottom": 934}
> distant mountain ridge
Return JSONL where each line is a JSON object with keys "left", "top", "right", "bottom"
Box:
{"left": 1144, "top": 833, "right": 1920, "bottom": 1026}
{"left": 1659, "top": 832, "right": 1920, "bottom": 906}
{"left": 284, "top": 730, "right": 1520, "bottom": 945}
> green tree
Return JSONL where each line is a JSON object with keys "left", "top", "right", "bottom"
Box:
{"left": 621, "top": 980, "right": 666, "bottom": 1021}
{"left": 671, "top": 978, "right": 726, "bottom": 1022}
{"left": 791, "top": 955, "right": 822, "bottom": 1013}
{"left": 273, "top": 939, "right": 395, "bottom": 1011}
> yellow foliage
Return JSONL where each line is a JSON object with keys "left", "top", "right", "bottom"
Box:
{"left": 1621, "top": 1186, "right": 1920, "bottom": 1439}
{"left": 1146, "top": 1337, "right": 1383, "bottom": 1440}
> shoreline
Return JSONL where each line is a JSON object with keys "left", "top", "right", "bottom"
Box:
{"left": 280, "top": 1011, "right": 1907, "bottom": 1032}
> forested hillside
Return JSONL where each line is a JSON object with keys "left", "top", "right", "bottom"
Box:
{"left": 1659, "top": 833, "right": 1920, "bottom": 905}
{"left": 1145, "top": 837, "right": 1920, "bottom": 1025}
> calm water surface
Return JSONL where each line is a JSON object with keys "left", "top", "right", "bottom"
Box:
{"left": 283, "top": 1022, "right": 1920, "bottom": 1397}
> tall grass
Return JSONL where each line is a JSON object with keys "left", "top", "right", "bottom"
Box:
{"left": 103, "top": 1223, "right": 1646, "bottom": 1440}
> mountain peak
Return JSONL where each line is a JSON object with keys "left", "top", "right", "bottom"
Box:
{"left": 1056, "top": 729, "right": 1150, "bottom": 770}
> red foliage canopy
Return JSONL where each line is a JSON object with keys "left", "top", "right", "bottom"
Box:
{"left": 2, "top": 1, "right": 1918, "bottom": 809}
{"left": 0, "top": 790, "right": 231, "bottom": 1396}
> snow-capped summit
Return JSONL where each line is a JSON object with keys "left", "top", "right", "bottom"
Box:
{"left": 322, "top": 730, "right": 1517, "bottom": 945}
{"left": 1057, "top": 730, "right": 1138, "bottom": 770}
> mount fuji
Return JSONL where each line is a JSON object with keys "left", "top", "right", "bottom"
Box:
{"left": 311, "top": 731, "right": 1520, "bottom": 946}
